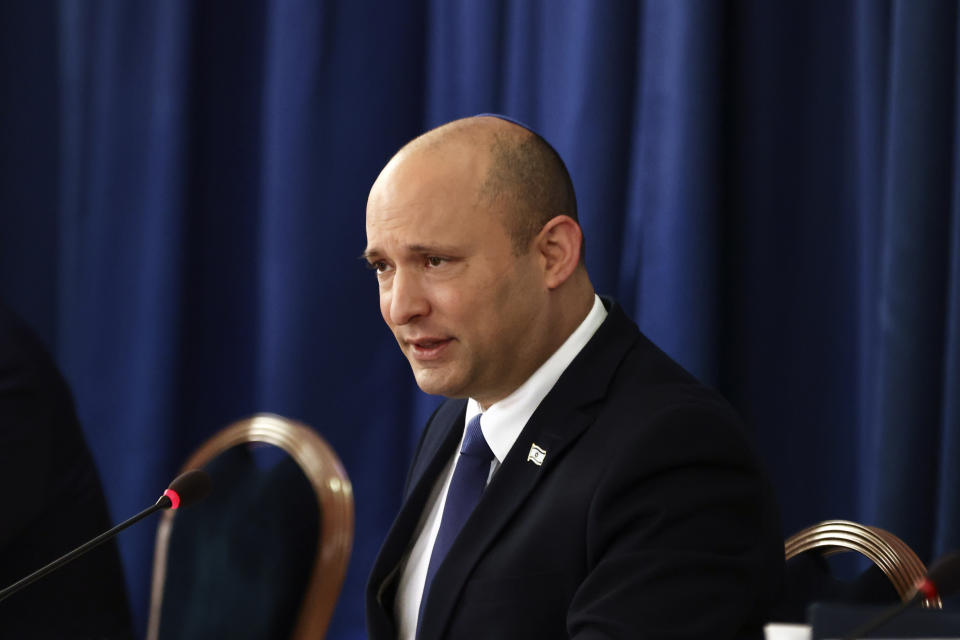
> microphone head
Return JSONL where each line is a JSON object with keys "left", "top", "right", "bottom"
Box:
{"left": 161, "top": 469, "right": 212, "bottom": 510}
{"left": 926, "top": 550, "right": 960, "bottom": 598}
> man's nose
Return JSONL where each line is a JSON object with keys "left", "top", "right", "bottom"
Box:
{"left": 386, "top": 269, "right": 430, "bottom": 325}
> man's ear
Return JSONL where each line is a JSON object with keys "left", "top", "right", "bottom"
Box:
{"left": 535, "top": 215, "right": 583, "bottom": 290}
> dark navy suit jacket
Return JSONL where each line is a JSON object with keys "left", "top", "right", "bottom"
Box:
{"left": 367, "top": 299, "right": 783, "bottom": 639}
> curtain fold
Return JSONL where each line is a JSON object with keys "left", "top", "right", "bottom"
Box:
{"left": 872, "top": 0, "right": 957, "bottom": 560}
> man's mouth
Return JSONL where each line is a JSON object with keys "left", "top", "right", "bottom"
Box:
{"left": 407, "top": 337, "right": 453, "bottom": 360}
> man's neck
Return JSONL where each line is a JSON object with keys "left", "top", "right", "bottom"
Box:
{"left": 472, "top": 291, "right": 604, "bottom": 415}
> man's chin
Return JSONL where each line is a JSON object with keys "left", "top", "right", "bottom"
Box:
{"left": 412, "top": 369, "right": 466, "bottom": 398}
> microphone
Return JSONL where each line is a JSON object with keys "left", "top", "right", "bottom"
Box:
{"left": 156, "top": 468, "right": 213, "bottom": 510}
{"left": 841, "top": 551, "right": 960, "bottom": 639}
{"left": 918, "top": 551, "right": 960, "bottom": 601}
{"left": 0, "top": 469, "right": 211, "bottom": 604}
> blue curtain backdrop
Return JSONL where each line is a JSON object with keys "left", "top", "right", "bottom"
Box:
{"left": 1, "top": 1, "right": 959, "bottom": 637}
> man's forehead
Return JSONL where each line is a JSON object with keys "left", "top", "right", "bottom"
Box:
{"left": 364, "top": 182, "right": 508, "bottom": 257}
{"left": 368, "top": 142, "right": 487, "bottom": 213}
{"left": 365, "top": 193, "right": 479, "bottom": 236}
{"left": 364, "top": 116, "right": 523, "bottom": 245}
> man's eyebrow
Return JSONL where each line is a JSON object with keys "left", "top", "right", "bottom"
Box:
{"left": 360, "top": 244, "right": 460, "bottom": 261}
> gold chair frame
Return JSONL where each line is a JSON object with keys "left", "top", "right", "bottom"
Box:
{"left": 146, "top": 413, "right": 354, "bottom": 640}
{"left": 785, "top": 519, "right": 941, "bottom": 609}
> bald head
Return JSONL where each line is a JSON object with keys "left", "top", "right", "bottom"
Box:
{"left": 365, "top": 115, "right": 595, "bottom": 406}
{"left": 395, "top": 116, "right": 579, "bottom": 255}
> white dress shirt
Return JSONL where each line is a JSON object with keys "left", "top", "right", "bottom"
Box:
{"left": 393, "top": 295, "right": 608, "bottom": 639}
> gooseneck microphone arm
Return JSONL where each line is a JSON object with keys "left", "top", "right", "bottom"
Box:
{"left": 0, "top": 499, "right": 166, "bottom": 604}
{"left": 0, "top": 469, "right": 211, "bottom": 605}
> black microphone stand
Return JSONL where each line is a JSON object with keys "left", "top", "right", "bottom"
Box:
{"left": 0, "top": 495, "right": 171, "bottom": 604}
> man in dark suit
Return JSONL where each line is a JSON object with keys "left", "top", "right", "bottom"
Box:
{"left": 363, "top": 115, "right": 783, "bottom": 639}
{"left": 0, "top": 303, "right": 133, "bottom": 638}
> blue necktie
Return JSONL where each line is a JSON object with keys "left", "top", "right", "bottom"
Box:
{"left": 418, "top": 413, "right": 494, "bottom": 632}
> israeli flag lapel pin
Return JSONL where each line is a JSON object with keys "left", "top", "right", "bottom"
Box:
{"left": 526, "top": 443, "right": 547, "bottom": 466}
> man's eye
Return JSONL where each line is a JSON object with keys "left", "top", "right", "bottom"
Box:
{"left": 366, "top": 260, "right": 389, "bottom": 273}
{"left": 426, "top": 256, "right": 446, "bottom": 267}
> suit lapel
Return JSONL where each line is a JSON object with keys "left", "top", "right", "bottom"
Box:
{"left": 419, "top": 300, "right": 640, "bottom": 640}
{"left": 403, "top": 401, "right": 468, "bottom": 499}
{"left": 366, "top": 400, "right": 466, "bottom": 637}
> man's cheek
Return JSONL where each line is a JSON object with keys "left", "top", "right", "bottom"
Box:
{"left": 378, "top": 294, "right": 392, "bottom": 325}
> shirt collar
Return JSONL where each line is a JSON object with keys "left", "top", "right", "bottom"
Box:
{"left": 465, "top": 294, "right": 608, "bottom": 463}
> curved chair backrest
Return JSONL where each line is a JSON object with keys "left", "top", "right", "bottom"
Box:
{"left": 146, "top": 414, "right": 354, "bottom": 640}
{"left": 785, "top": 519, "right": 941, "bottom": 609}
